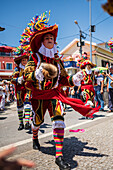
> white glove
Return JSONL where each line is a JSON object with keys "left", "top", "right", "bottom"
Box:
{"left": 73, "top": 71, "right": 83, "bottom": 86}
{"left": 18, "top": 76, "right": 24, "bottom": 84}
{"left": 35, "top": 65, "right": 44, "bottom": 81}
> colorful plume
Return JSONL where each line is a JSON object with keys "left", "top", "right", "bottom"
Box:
{"left": 19, "top": 11, "right": 50, "bottom": 52}
{"left": 77, "top": 52, "right": 89, "bottom": 67}
{"left": 107, "top": 37, "right": 113, "bottom": 52}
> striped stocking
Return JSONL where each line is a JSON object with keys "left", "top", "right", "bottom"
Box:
{"left": 53, "top": 128, "right": 64, "bottom": 158}
{"left": 24, "top": 108, "right": 30, "bottom": 124}
{"left": 18, "top": 110, "right": 23, "bottom": 124}
{"left": 32, "top": 126, "right": 40, "bottom": 140}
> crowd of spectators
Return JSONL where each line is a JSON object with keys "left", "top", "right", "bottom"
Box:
{"left": 0, "top": 79, "right": 15, "bottom": 111}
{"left": 64, "top": 66, "right": 113, "bottom": 112}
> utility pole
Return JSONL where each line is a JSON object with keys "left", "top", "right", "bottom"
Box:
{"left": 89, "top": 0, "right": 92, "bottom": 62}
{"left": 74, "top": 20, "right": 85, "bottom": 57}
{"left": 80, "top": 30, "right": 82, "bottom": 57}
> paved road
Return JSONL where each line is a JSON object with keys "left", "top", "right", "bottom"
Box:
{"left": 0, "top": 102, "right": 113, "bottom": 170}
{"left": 0, "top": 102, "right": 89, "bottom": 147}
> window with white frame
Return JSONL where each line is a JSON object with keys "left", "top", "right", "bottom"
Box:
{"left": 6, "top": 63, "right": 12, "bottom": 70}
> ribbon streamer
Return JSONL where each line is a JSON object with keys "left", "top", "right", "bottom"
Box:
{"left": 69, "top": 129, "right": 85, "bottom": 133}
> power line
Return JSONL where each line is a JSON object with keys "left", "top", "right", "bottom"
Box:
{"left": 58, "top": 34, "right": 79, "bottom": 40}
{"left": 82, "top": 31, "right": 105, "bottom": 43}
{"left": 0, "top": 18, "right": 109, "bottom": 47}
{"left": 95, "top": 16, "right": 111, "bottom": 26}
{"left": 93, "top": 11, "right": 104, "bottom": 24}
{"left": 58, "top": 30, "right": 105, "bottom": 43}
{"left": 58, "top": 16, "right": 111, "bottom": 42}
{"left": 0, "top": 22, "right": 23, "bottom": 29}
{"left": 84, "top": 16, "right": 111, "bottom": 32}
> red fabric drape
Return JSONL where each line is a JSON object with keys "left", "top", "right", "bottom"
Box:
{"left": 27, "top": 83, "right": 99, "bottom": 118}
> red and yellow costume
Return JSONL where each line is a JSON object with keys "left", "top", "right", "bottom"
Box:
{"left": 25, "top": 52, "right": 74, "bottom": 127}
{"left": 79, "top": 59, "right": 96, "bottom": 105}
{"left": 19, "top": 11, "right": 100, "bottom": 169}
{"left": 24, "top": 53, "right": 99, "bottom": 126}
{"left": 11, "top": 51, "right": 31, "bottom": 130}
{"left": 81, "top": 69, "right": 95, "bottom": 103}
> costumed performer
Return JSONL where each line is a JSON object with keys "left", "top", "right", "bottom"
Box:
{"left": 77, "top": 54, "right": 96, "bottom": 107}
{"left": 22, "top": 11, "right": 99, "bottom": 170}
{"left": 11, "top": 48, "right": 32, "bottom": 130}
{"left": 79, "top": 60, "right": 96, "bottom": 106}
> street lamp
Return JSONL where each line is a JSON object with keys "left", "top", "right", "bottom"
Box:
{"left": 74, "top": 20, "right": 84, "bottom": 57}
{"left": 0, "top": 26, "right": 5, "bottom": 31}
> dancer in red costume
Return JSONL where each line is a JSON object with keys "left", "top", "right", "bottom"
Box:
{"left": 20, "top": 12, "right": 99, "bottom": 170}
{"left": 79, "top": 59, "right": 96, "bottom": 107}
{"left": 11, "top": 48, "right": 31, "bottom": 130}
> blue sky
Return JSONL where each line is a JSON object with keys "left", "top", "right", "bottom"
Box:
{"left": 0, "top": 0, "right": 112, "bottom": 52}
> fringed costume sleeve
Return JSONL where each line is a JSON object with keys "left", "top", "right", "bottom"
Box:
{"left": 24, "top": 55, "right": 37, "bottom": 82}
{"left": 11, "top": 67, "right": 20, "bottom": 85}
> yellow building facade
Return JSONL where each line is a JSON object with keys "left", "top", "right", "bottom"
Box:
{"left": 60, "top": 38, "right": 113, "bottom": 69}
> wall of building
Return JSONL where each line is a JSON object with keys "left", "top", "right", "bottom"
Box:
{"left": 0, "top": 55, "right": 15, "bottom": 70}
{"left": 0, "top": 46, "right": 16, "bottom": 80}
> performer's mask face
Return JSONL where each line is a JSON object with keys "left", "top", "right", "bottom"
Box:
{"left": 21, "top": 58, "right": 28, "bottom": 66}
{"left": 86, "top": 64, "right": 91, "bottom": 70}
{"left": 43, "top": 33, "right": 54, "bottom": 49}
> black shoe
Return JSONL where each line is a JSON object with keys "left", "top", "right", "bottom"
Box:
{"left": 18, "top": 124, "right": 24, "bottom": 131}
{"left": 33, "top": 139, "right": 40, "bottom": 150}
{"left": 55, "top": 156, "right": 71, "bottom": 170}
{"left": 24, "top": 122, "right": 31, "bottom": 130}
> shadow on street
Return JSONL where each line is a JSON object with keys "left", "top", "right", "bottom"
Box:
{"left": 26, "top": 123, "right": 52, "bottom": 134}
{"left": 39, "top": 136, "right": 108, "bottom": 169}
{"left": 0, "top": 116, "right": 7, "bottom": 120}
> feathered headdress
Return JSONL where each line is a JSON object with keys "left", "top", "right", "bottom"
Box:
{"left": 14, "top": 45, "right": 29, "bottom": 65}
{"left": 107, "top": 37, "right": 113, "bottom": 52}
{"left": 14, "top": 45, "right": 23, "bottom": 56}
{"left": 19, "top": 11, "right": 58, "bottom": 53}
{"left": 80, "top": 60, "right": 96, "bottom": 69}
{"left": 20, "top": 11, "right": 58, "bottom": 52}
{"left": 77, "top": 52, "right": 89, "bottom": 67}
